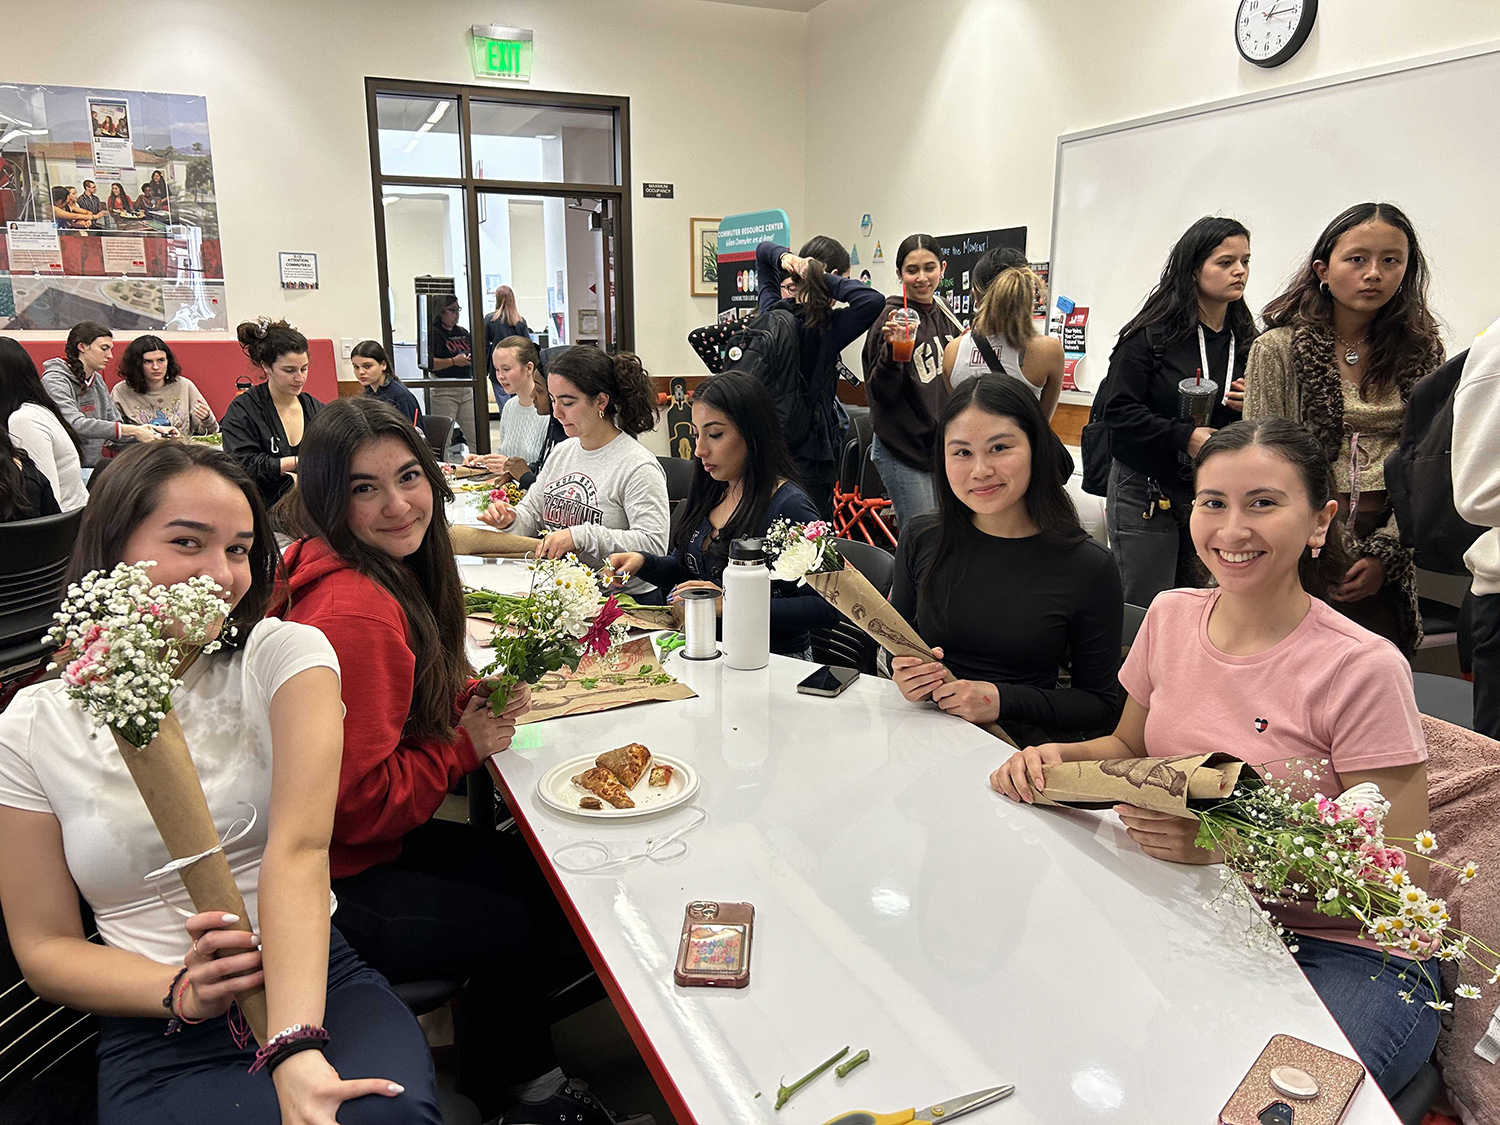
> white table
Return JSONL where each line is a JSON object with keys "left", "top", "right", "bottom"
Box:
{"left": 468, "top": 572, "right": 1398, "bottom": 1124}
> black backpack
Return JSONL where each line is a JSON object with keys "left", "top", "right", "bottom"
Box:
{"left": 1384, "top": 349, "right": 1482, "bottom": 575}
{"left": 719, "top": 306, "right": 808, "bottom": 448}
{"left": 1079, "top": 326, "right": 1165, "bottom": 496}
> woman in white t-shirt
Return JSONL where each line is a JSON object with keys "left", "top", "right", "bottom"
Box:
{"left": 0, "top": 442, "right": 442, "bottom": 1124}
{"left": 0, "top": 337, "right": 88, "bottom": 511}
{"left": 943, "top": 247, "right": 1063, "bottom": 419}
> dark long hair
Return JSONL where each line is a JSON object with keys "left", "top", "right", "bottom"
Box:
{"left": 671, "top": 372, "right": 801, "bottom": 558}
{"left": 791, "top": 236, "right": 846, "bottom": 331}
{"left": 1193, "top": 418, "right": 1350, "bottom": 599}
{"left": 279, "top": 396, "right": 471, "bottom": 740}
{"left": 1261, "top": 202, "right": 1441, "bottom": 401}
{"left": 896, "top": 233, "right": 941, "bottom": 273}
{"left": 919, "top": 375, "right": 1085, "bottom": 612}
{"left": 64, "top": 321, "right": 112, "bottom": 380}
{"left": 548, "top": 346, "right": 658, "bottom": 437}
{"left": 0, "top": 337, "right": 82, "bottom": 455}
{"left": 67, "top": 442, "right": 279, "bottom": 648}
{"left": 0, "top": 430, "right": 39, "bottom": 521}
{"left": 118, "top": 335, "right": 181, "bottom": 393}
{"left": 1118, "top": 216, "right": 1256, "bottom": 361}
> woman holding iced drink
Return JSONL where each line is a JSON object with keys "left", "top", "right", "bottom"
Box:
{"left": 862, "top": 233, "right": 962, "bottom": 526}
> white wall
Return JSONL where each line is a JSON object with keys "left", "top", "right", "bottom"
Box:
{"left": 805, "top": 0, "right": 1500, "bottom": 336}
{"left": 6, "top": 0, "right": 809, "bottom": 377}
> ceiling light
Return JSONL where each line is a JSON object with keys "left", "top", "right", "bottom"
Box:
{"left": 537, "top": 133, "right": 557, "bottom": 140}
{"left": 426, "top": 102, "right": 451, "bottom": 125}
{"left": 382, "top": 195, "right": 401, "bottom": 204}
{"left": 401, "top": 120, "right": 434, "bottom": 154}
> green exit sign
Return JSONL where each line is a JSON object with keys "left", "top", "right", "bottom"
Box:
{"left": 470, "top": 25, "right": 534, "bottom": 80}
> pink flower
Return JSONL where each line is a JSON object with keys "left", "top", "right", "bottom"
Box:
{"left": 489, "top": 489, "right": 504, "bottom": 502}
{"left": 1316, "top": 796, "right": 1340, "bottom": 825}
{"left": 803, "top": 521, "right": 830, "bottom": 541}
{"left": 581, "top": 596, "right": 624, "bottom": 656}
{"left": 81, "top": 624, "right": 104, "bottom": 647}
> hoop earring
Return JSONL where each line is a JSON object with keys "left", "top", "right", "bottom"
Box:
{"left": 1319, "top": 281, "right": 1330, "bottom": 297}
{"left": 598, "top": 408, "right": 605, "bottom": 419}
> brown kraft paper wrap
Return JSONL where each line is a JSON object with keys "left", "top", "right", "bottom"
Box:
{"left": 450, "top": 525, "right": 542, "bottom": 558}
{"left": 518, "top": 636, "right": 695, "bottom": 724}
{"left": 802, "top": 565, "right": 1016, "bottom": 748}
{"left": 1030, "top": 753, "right": 1248, "bottom": 819}
{"left": 112, "top": 710, "right": 267, "bottom": 1044}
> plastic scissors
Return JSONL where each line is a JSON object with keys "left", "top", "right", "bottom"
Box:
{"left": 819, "top": 1084, "right": 1015, "bottom": 1125}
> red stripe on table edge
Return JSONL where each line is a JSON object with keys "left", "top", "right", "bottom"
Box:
{"left": 487, "top": 758, "right": 700, "bottom": 1125}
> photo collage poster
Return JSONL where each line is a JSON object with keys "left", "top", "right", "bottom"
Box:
{"left": 0, "top": 83, "right": 226, "bottom": 331}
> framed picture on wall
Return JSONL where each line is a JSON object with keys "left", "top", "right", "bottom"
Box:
{"left": 690, "top": 216, "right": 720, "bottom": 298}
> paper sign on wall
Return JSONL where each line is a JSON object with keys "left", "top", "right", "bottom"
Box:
{"left": 1029, "top": 261, "right": 1050, "bottom": 320}
{"left": 860, "top": 214, "right": 872, "bottom": 236}
{"left": 1062, "top": 355, "right": 1082, "bottom": 393}
{"left": 279, "top": 252, "right": 319, "bottom": 290}
{"left": 1062, "top": 306, "right": 1089, "bottom": 353}
{"left": 849, "top": 243, "right": 859, "bottom": 265}
{"left": 102, "top": 236, "right": 147, "bottom": 275}
{"left": 5, "top": 222, "right": 63, "bottom": 274}
{"left": 872, "top": 241, "right": 884, "bottom": 264}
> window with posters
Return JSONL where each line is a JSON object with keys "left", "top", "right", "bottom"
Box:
{"left": 0, "top": 83, "right": 225, "bottom": 331}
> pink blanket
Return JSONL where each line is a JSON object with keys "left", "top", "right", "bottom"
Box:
{"left": 1425, "top": 714, "right": 1500, "bottom": 1124}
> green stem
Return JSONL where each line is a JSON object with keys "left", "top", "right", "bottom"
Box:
{"left": 835, "top": 1049, "right": 869, "bottom": 1078}
{"left": 775, "top": 1046, "right": 848, "bottom": 1111}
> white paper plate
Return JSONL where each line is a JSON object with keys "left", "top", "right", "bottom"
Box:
{"left": 537, "top": 752, "right": 698, "bottom": 819}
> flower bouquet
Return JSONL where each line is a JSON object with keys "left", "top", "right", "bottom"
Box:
{"left": 1033, "top": 755, "right": 1498, "bottom": 1010}
{"left": 449, "top": 523, "right": 542, "bottom": 558}
{"left": 464, "top": 554, "right": 630, "bottom": 715}
{"left": 49, "top": 562, "right": 267, "bottom": 1043}
{"left": 764, "top": 519, "right": 1016, "bottom": 747}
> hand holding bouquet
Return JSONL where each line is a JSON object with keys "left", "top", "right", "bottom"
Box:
{"left": 49, "top": 562, "right": 267, "bottom": 1042}
{"left": 465, "top": 554, "right": 629, "bottom": 715}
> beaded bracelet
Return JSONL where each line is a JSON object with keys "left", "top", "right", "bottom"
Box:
{"left": 248, "top": 1024, "right": 330, "bottom": 1074}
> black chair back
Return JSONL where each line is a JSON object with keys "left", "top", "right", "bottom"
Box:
{"left": 658, "top": 456, "right": 695, "bottom": 506}
{"left": 0, "top": 508, "right": 84, "bottom": 675}
{"left": 1122, "top": 603, "right": 1148, "bottom": 650}
{"left": 419, "top": 414, "right": 456, "bottom": 459}
{"left": 808, "top": 538, "right": 896, "bottom": 674}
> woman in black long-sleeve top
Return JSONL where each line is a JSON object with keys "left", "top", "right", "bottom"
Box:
{"left": 610, "top": 372, "right": 837, "bottom": 657}
{"left": 891, "top": 375, "right": 1123, "bottom": 749}
{"left": 750, "top": 237, "right": 885, "bottom": 518}
{"left": 220, "top": 318, "right": 323, "bottom": 509}
{"left": 1101, "top": 216, "right": 1256, "bottom": 606}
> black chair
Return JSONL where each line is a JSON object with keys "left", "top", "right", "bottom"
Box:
{"left": 1122, "top": 603, "right": 1148, "bottom": 650}
{"left": 0, "top": 508, "right": 84, "bottom": 679}
{"left": 658, "top": 455, "right": 695, "bottom": 505}
{"left": 1413, "top": 671, "right": 1475, "bottom": 730}
{"left": 420, "top": 414, "right": 456, "bottom": 460}
{"left": 809, "top": 538, "right": 895, "bottom": 674}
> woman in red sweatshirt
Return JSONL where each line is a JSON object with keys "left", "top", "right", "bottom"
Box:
{"left": 276, "top": 395, "right": 625, "bottom": 1125}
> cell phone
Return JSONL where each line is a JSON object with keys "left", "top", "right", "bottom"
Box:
{"left": 796, "top": 664, "right": 860, "bottom": 698}
{"left": 673, "top": 900, "right": 754, "bottom": 988}
{"left": 1219, "top": 1035, "right": 1365, "bottom": 1125}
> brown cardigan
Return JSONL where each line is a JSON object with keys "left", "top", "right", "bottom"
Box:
{"left": 1244, "top": 323, "right": 1444, "bottom": 653}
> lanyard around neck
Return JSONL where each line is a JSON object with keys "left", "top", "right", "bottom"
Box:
{"left": 1198, "top": 324, "right": 1234, "bottom": 405}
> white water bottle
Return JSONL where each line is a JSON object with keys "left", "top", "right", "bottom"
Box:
{"left": 722, "top": 537, "right": 770, "bottom": 670}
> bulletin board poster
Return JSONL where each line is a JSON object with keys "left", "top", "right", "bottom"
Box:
{"left": 933, "top": 226, "right": 1026, "bottom": 329}
{"left": 0, "top": 83, "right": 226, "bottom": 331}
{"left": 716, "top": 208, "right": 790, "bottom": 317}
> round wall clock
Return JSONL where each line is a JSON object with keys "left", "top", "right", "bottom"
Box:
{"left": 1236, "top": 0, "right": 1318, "bottom": 68}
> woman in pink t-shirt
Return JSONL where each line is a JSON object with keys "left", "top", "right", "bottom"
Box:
{"left": 991, "top": 417, "right": 1436, "bottom": 1096}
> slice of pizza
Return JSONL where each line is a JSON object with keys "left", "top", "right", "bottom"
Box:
{"left": 572, "top": 766, "right": 635, "bottom": 809}
{"left": 649, "top": 764, "right": 674, "bottom": 788}
{"left": 596, "top": 743, "right": 652, "bottom": 789}
{"left": 579, "top": 796, "right": 603, "bottom": 810}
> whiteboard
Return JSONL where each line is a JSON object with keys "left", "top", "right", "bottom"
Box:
{"left": 1049, "top": 42, "right": 1500, "bottom": 396}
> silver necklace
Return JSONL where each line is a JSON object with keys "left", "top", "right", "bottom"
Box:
{"left": 1334, "top": 333, "right": 1366, "bottom": 366}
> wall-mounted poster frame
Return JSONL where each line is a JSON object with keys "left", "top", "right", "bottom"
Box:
{"left": 0, "top": 82, "right": 224, "bottom": 331}
{"left": 690, "top": 216, "right": 719, "bottom": 298}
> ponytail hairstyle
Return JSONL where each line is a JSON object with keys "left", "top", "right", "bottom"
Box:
{"left": 1193, "top": 417, "right": 1350, "bottom": 599}
{"left": 279, "top": 396, "right": 471, "bottom": 740}
{"left": 67, "top": 442, "right": 279, "bottom": 650}
{"left": 895, "top": 233, "right": 941, "bottom": 272}
{"left": 798, "top": 235, "right": 850, "bottom": 277}
{"left": 64, "top": 321, "right": 112, "bottom": 380}
{"left": 494, "top": 334, "right": 540, "bottom": 372}
{"left": 547, "top": 345, "right": 659, "bottom": 437}
{"left": 350, "top": 338, "right": 392, "bottom": 377}
{"left": 1117, "top": 216, "right": 1257, "bottom": 363}
{"left": 919, "top": 375, "right": 1084, "bottom": 617}
{"left": 236, "top": 317, "right": 309, "bottom": 370}
{"left": 1261, "top": 201, "right": 1440, "bottom": 401}
{"left": 972, "top": 263, "right": 1043, "bottom": 351}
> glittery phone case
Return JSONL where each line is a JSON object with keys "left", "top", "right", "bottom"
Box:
{"left": 673, "top": 901, "right": 754, "bottom": 988}
{"left": 1220, "top": 1035, "right": 1365, "bottom": 1125}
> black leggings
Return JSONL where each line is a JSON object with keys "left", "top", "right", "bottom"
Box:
{"left": 331, "top": 818, "right": 582, "bottom": 1117}
{"left": 97, "top": 928, "right": 441, "bottom": 1124}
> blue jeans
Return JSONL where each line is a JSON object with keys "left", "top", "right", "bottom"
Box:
{"left": 96, "top": 927, "right": 442, "bottom": 1124}
{"left": 1292, "top": 934, "right": 1440, "bottom": 1096}
{"left": 869, "top": 434, "right": 936, "bottom": 529}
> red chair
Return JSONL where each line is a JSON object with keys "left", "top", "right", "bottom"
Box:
{"left": 832, "top": 408, "right": 898, "bottom": 548}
